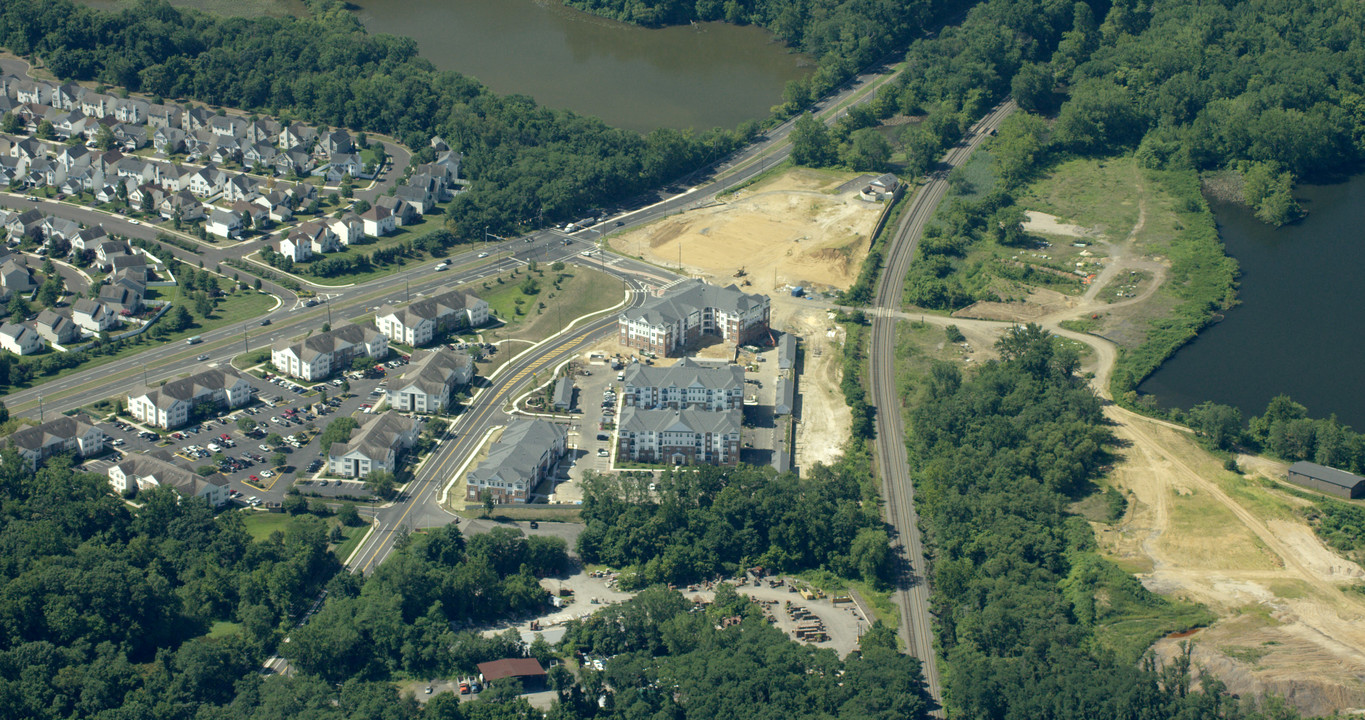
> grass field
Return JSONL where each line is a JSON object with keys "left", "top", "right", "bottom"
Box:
{"left": 145, "top": 286, "right": 277, "bottom": 336}
{"left": 239, "top": 511, "right": 295, "bottom": 541}
{"left": 475, "top": 265, "right": 625, "bottom": 344}
{"left": 206, "top": 621, "right": 243, "bottom": 639}
{"left": 239, "top": 509, "right": 371, "bottom": 560}
{"left": 1016, "top": 157, "right": 1144, "bottom": 240}
{"left": 332, "top": 521, "right": 370, "bottom": 562}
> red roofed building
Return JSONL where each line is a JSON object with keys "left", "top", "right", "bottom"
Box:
{"left": 477, "top": 658, "right": 547, "bottom": 688}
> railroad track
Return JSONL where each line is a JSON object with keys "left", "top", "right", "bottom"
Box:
{"left": 868, "top": 101, "right": 1016, "bottom": 713}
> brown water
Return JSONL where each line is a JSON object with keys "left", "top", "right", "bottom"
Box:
{"left": 349, "top": 0, "right": 809, "bottom": 133}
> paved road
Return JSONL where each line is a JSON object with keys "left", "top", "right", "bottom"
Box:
{"left": 866, "top": 101, "right": 1015, "bottom": 713}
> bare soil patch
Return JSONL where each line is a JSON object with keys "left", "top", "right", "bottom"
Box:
{"left": 770, "top": 299, "right": 851, "bottom": 468}
{"left": 611, "top": 167, "right": 882, "bottom": 293}
{"left": 1099, "top": 410, "right": 1365, "bottom": 715}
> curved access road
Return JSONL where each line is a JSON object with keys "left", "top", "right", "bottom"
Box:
{"left": 867, "top": 100, "right": 1016, "bottom": 713}
{"left": 344, "top": 260, "right": 663, "bottom": 574}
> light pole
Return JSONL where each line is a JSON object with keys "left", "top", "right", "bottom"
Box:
{"left": 242, "top": 324, "right": 249, "bottom": 354}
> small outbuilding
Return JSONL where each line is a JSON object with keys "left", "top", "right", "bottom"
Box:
{"left": 552, "top": 377, "right": 574, "bottom": 412}
{"left": 777, "top": 332, "right": 797, "bottom": 370}
{"left": 477, "top": 658, "right": 547, "bottom": 690}
{"left": 775, "top": 377, "right": 795, "bottom": 416}
{"left": 1286, "top": 461, "right": 1365, "bottom": 499}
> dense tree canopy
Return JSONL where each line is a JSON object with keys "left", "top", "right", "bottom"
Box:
{"left": 0, "top": 451, "right": 340, "bottom": 720}
{"left": 576, "top": 461, "right": 888, "bottom": 588}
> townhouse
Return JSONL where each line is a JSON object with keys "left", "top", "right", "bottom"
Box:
{"left": 326, "top": 411, "right": 419, "bottom": 478}
{"left": 465, "top": 419, "right": 567, "bottom": 504}
{"left": 126, "top": 367, "right": 256, "bottom": 429}
{"left": 374, "top": 289, "right": 490, "bottom": 347}
{"left": 271, "top": 324, "right": 388, "bottom": 381}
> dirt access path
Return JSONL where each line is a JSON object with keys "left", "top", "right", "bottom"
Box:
{"left": 859, "top": 188, "right": 1365, "bottom": 714}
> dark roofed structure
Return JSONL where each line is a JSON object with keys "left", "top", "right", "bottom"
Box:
{"left": 1286, "top": 461, "right": 1365, "bottom": 499}
{"left": 477, "top": 658, "right": 546, "bottom": 685}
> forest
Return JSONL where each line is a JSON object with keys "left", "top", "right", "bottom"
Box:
{"left": 0, "top": 0, "right": 748, "bottom": 236}
{"left": 903, "top": 325, "right": 1298, "bottom": 719}
{"left": 575, "top": 460, "right": 889, "bottom": 588}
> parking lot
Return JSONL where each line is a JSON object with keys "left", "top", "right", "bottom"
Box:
{"left": 557, "top": 353, "right": 632, "bottom": 501}
{"left": 87, "top": 357, "right": 428, "bottom": 507}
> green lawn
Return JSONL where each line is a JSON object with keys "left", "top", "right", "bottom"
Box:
{"left": 206, "top": 621, "right": 243, "bottom": 639}
{"left": 332, "top": 521, "right": 371, "bottom": 562}
{"left": 145, "top": 285, "right": 278, "bottom": 334}
{"left": 474, "top": 265, "right": 625, "bottom": 344}
{"left": 1015, "top": 156, "right": 1144, "bottom": 241}
{"left": 239, "top": 511, "right": 295, "bottom": 541}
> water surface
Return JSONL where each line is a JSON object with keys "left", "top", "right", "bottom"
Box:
{"left": 1139, "top": 176, "right": 1365, "bottom": 430}
{"left": 350, "top": 0, "right": 809, "bottom": 132}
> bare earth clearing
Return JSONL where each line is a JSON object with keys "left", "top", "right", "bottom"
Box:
{"left": 611, "top": 167, "right": 883, "bottom": 293}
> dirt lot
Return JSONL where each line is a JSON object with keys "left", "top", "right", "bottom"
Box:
{"left": 1101, "top": 410, "right": 1365, "bottom": 716}
{"left": 770, "top": 298, "right": 852, "bottom": 468}
{"left": 610, "top": 167, "right": 883, "bottom": 293}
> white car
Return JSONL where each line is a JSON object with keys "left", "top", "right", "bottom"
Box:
{"left": 259, "top": 444, "right": 271, "bottom": 451}
{"left": 260, "top": 469, "right": 274, "bottom": 478}
{"left": 129, "top": 219, "right": 140, "bottom": 225}
{"left": 477, "top": 252, "right": 489, "bottom": 258}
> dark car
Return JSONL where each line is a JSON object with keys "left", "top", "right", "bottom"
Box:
{"left": 260, "top": 318, "right": 272, "bottom": 326}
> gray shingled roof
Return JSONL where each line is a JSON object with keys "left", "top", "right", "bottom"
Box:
{"left": 552, "top": 377, "right": 573, "bottom": 408}
{"left": 113, "top": 451, "right": 225, "bottom": 498}
{"left": 6, "top": 414, "right": 98, "bottom": 452}
{"left": 395, "top": 349, "right": 472, "bottom": 397}
{"left": 775, "top": 377, "right": 795, "bottom": 415}
{"left": 274, "top": 323, "right": 382, "bottom": 362}
{"left": 377, "top": 289, "right": 482, "bottom": 328}
{"left": 622, "top": 279, "right": 766, "bottom": 328}
{"left": 468, "top": 420, "right": 566, "bottom": 487}
{"left": 623, "top": 357, "right": 743, "bottom": 392}
{"left": 618, "top": 406, "right": 741, "bottom": 435}
{"left": 130, "top": 368, "right": 250, "bottom": 411}
{"left": 328, "top": 412, "right": 417, "bottom": 463}
{"left": 777, "top": 333, "right": 796, "bottom": 370}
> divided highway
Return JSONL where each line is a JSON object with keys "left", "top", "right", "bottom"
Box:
{"left": 868, "top": 101, "right": 1016, "bottom": 711}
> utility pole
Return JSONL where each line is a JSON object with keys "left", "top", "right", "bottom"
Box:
{"left": 37, "top": 395, "right": 43, "bottom": 423}
{"left": 405, "top": 280, "right": 410, "bottom": 303}
{"left": 242, "top": 324, "right": 249, "bottom": 354}
{"left": 325, "top": 298, "right": 332, "bottom": 326}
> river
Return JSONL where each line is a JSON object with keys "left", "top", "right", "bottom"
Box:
{"left": 1139, "top": 175, "right": 1365, "bottom": 430}
{"left": 350, "top": 0, "right": 808, "bottom": 133}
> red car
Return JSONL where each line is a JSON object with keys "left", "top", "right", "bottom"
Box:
{"left": 248, "top": 474, "right": 260, "bottom": 483}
